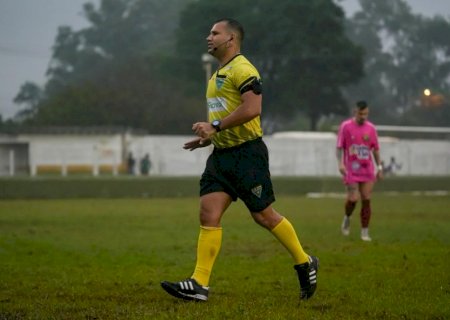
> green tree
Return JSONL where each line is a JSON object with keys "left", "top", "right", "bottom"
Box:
{"left": 13, "top": 82, "right": 43, "bottom": 121}
{"left": 345, "top": 0, "right": 450, "bottom": 126}
{"left": 176, "top": 0, "right": 364, "bottom": 131}
{"left": 29, "top": 57, "right": 202, "bottom": 133}
{"left": 15, "top": 0, "right": 200, "bottom": 134}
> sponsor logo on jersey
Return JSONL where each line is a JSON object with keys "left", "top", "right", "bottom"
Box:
{"left": 351, "top": 161, "right": 361, "bottom": 171}
{"left": 350, "top": 144, "right": 371, "bottom": 159}
{"left": 207, "top": 98, "right": 226, "bottom": 112}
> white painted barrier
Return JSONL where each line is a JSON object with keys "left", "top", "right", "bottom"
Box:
{"left": 0, "top": 132, "right": 449, "bottom": 176}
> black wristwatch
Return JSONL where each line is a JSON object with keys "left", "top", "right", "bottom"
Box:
{"left": 211, "top": 120, "right": 222, "bottom": 132}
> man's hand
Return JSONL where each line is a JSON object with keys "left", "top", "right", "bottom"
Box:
{"left": 338, "top": 163, "right": 347, "bottom": 176}
{"left": 376, "top": 168, "right": 384, "bottom": 181}
{"left": 192, "top": 122, "right": 216, "bottom": 145}
{"left": 183, "top": 137, "right": 211, "bottom": 151}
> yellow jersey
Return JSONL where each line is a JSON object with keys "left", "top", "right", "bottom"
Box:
{"left": 206, "top": 54, "right": 263, "bottom": 149}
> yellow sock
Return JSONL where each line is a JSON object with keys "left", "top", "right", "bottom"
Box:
{"left": 191, "top": 226, "right": 222, "bottom": 286}
{"left": 271, "top": 217, "right": 309, "bottom": 264}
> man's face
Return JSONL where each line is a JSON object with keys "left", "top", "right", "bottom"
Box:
{"left": 206, "top": 21, "right": 230, "bottom": 55}
{"left": 354, "top": 107, "right": 369, "bottom": 125}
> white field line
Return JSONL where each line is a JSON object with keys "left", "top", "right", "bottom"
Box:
{"left": 306, "top": 190, "right": 450, "bottom": 198}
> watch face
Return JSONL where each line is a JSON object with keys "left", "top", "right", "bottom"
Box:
{"left": 212, "top": 120, "right": 221, "bottom": 132}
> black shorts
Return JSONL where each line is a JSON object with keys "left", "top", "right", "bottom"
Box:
{"left": 200, "top": 137, "right": 275, "bottom": 212}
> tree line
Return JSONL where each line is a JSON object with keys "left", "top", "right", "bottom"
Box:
{"left": 3, "top": 0, "right": 450, "bottom": 134}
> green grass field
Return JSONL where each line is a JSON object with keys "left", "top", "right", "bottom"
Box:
{"left": 1, "top": 195, "right": 449, "bottom": 319}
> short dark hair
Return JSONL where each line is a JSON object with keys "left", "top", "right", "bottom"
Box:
{"left": 356, "top": 100, "right": 368, "bottom": 110}
{"left": 215, "top": 18, "right": 244, "bottom": 42}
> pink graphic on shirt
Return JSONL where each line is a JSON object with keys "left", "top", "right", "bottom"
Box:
{"left": 336, "top": 118, "right": 379, "bottom": 184}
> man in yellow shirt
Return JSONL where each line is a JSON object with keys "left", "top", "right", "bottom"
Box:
{"left": 161, "top": 18, "right": 318, "bottom": 302}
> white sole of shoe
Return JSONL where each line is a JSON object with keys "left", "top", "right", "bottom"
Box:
{"left": 341, "top": 218, "right": 350, "bottom": 236}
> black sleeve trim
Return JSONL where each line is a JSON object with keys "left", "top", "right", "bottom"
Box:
{"left": 239, "top": 77, "right": 262, "bottom": 95}
{"left": 238, "top": 76, "right": 256, "bottom": 92}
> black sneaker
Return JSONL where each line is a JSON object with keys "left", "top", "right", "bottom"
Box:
{"left": 161, "top": 278, "right": 209, "bottom": 301}
{"left": 294, "top": 256, "right": 319, "bottom": 300}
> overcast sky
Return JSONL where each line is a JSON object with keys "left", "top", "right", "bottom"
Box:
{"left": 0, "top": 0, "right": 449, "bottom": 120}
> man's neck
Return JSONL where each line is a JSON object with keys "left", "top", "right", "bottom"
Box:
{"left": 217, "top": 50, "right": 241, "bottom": 66}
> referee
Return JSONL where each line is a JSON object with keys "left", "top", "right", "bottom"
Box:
{"left": 161, "top": 18, "right": 318, "bottom": 302}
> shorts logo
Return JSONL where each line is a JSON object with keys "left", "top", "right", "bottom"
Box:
{"left": 251, "top": 185, "right": 263, "bottom": 198}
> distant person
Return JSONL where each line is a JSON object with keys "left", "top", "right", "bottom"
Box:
{"left": 336, "top": 100, "right": 383, "bottom": 241}
{"left": 140, "top": 153, "right": 151, "bottom": 175}
{"left": 127, "top": 152, "right": 135, "bottom": 175}
{"left": 384, "top": 156, "right": 402, "bottom": 176}
{"left": 160, "top": 18, "right": 318, "bottom": 302}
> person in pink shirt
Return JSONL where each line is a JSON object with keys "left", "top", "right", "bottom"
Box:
{"left": 336, "top": 101, "right": 383, "bottom": 241}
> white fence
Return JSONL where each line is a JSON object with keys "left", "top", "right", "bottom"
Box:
{"left": 1, "top": 132, "right": 449, "bottom": 176}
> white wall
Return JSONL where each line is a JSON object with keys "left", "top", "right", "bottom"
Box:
{"left": 128, "top": 133, "right": 450, "bottom": 177}
{"left": 128, "top": 135, "right": 212, "bottom": 176}
{"left": 381, "top": 139, "right": 450, "bottom": 175}
{"left": 1, "top": 132, "right": 449, "bottom": 176}
{"left": 25, "top": 134, "right": 122, "bottom": 176}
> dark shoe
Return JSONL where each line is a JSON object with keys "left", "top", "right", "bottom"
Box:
{"left": 161, "top": 278, "right": 209, "bottom": 301}
{"left": 294, "top": 256, "right": 319, "bottom": 300}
